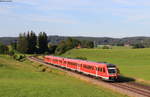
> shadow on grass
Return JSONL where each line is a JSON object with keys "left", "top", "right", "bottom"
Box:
{"left": 116, "top": 75, "right": 135, "bottom": 83}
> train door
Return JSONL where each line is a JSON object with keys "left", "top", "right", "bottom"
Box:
{"left": 102, "top": 67, "right": 106, "bottom": 76}
{"left": 77, "top": 63, "right": 81, "bottom": 72}
{"left": 96, "top": 66, "right": 98, "bottom": 77}
{"left": 61, "top": 58, "right": 64, "bottom": 67}
{"left": 63, "top": 60, "right": 67, "bottom": 68}
{"left": 97, "top": 67, "right": 103, "bottom": 77}
{"left": 48, "top": 57, "right": 51, "bottom": 63}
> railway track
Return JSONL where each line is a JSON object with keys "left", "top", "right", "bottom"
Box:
{"left": 110, "top": 83, "right": 150, "bottom": 97}
{"left": 28, "top": 56, "right": 150, "bottom": 97}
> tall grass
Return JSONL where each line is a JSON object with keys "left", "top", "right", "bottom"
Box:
{"left": 62, "top": 48, "right": 150, "bottom": 82}
{"left": 0, "top": 55, "right": 126, "bottom": 97}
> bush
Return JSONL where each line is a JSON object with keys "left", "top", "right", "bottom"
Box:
{"left": 13, "top": 54, "right": 26, "bottom": 62}
{"left": 38, "top": 67, "right": 47, "bottom": 72}
{"left": 55, "top": 43, "right": 67, "bottom": 55}
{"left": 102, "top": 46, "right": 110, "bottom": 49}
{"left": 48, "top": 44, "right": 57, "bottom": 54}
{"left": 0, "top": 64, "right": 4, "bottom": 67}
{"left": 132, "top": 44, "right": 145, "bottom": 49}
{"left": 0, "top": 43, "right": 9, "bottom": 54}
{"left": 41, "top": 67, "right": 47, "bottom": 72}
{"left": 8, "top": 50, "right": 15, "bottom": 56}
{"left": 38, "top": 64, "right": 43, "bottom": 67}
{"left": 75, "top": 56, "right": 87, "bottom": 60}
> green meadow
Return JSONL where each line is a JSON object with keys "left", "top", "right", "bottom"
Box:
{"left": 61, "top": 47, "right": 150, "bottom": 83}
{"left": 0, "top": 55, "right": 126, "bottom": 97}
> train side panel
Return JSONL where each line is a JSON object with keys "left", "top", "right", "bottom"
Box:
{"left": 97, "top": 65, "right": 109, "bottom": 80}
{"left": 65, "top": 59, "right": 78, "bottom": 70}
{"left": 80, "top": 61, "right": 96, "bottom": 76}
{"left": 44, "top": 55, "right": 119, "bottom": 81}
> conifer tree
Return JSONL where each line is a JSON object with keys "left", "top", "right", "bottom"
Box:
{"left": 27, "top": 31, "right": 37, "bottom": 54}
{"left": 38, "top": 32, "right": 48, "bottom": 53}
{"left": 17, "top": 33, "right": 28, "bottom": 53}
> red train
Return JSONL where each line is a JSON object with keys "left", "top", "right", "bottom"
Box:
{"left": 44, "top": 55, "right": 120, "bottom": 81}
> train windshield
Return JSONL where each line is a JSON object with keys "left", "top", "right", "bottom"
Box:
{"left": 108, "top": 68, "right": 116, "bottom": 74}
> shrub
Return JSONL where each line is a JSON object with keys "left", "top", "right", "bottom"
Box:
{"left": 41, "top": 67, "right": 47, "bottom": 72}
{"left": 39, "top": 67, "right": 47, "bottom": 72}
{"left": 102, "top": 46, "right": 110, "bottom": 49}
{"left": 44, "top": 51, "right": 49, "bottom": 55}
{"left": 8, "top": 50, "right": 15, "bottom": 56}
{"left": 132, "top": 44, "right": 145, "bottom": 49}
{"left": 38, "top": 64, "right": 43, "bottom": 67}
{"left": 75, "top": 56, "right": 87, "bottom": 60}
{"left": 0, "top": 64, "right": 4, "bottom": 67}
{"left": 13, "top": 54, "right": 26, "bottom": 62}
{"left": 0, "top": 43, "right": 9, "bottom": 54}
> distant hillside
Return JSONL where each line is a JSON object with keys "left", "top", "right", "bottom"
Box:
{"left": 1, "top": 36, "right": 150, "bottom": 46}
{"left": 48, "top": 36, "right": 150, "bottom": 46}
{"left": 0, "top": 37, "right": 18, "bottom": 45}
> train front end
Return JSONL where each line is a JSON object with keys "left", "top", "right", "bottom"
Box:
{"left": 107, "top": 64, "right": 120, "bottom": 81}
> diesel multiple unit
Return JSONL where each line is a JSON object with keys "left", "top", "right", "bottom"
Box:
{"left": 44, "top": 56, "right": 120, "bottom": 81}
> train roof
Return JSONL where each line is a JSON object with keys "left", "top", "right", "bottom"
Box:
{"left": 106, "top": 63, "right": 116, "bottom": 67}
{"left": 45, "top": 55, "right": 116, "bottom": 67}
{"left": 45, "top": 55, "right": 63, "bottom": 59}
{"left": 63, "top": 57, "right": 107, "bottom": 67}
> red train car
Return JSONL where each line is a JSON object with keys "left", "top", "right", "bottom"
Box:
{"left": 44, "top": 55, "right": 119, "bottom": 81}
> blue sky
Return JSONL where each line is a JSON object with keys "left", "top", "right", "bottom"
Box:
{"left": 0, "top": 0, "right": 150, "bottom": 38}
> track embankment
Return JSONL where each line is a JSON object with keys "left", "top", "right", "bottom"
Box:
{"left": 27, "top": 56, "right": 150, "bottom": 97}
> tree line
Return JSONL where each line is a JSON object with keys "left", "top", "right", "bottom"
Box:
{"left": 55, "top": 38, "right": 94, "bottom": 55}
{"left": 16, "top": 31, "right": 48, "bottom": 54}
{"left": 0, "top": 42, "right": 9, "bottom": 54}
{"left": 6, "top": 31, "right": 94, "bottom": 55}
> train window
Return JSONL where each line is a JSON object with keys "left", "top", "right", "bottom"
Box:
{"left": 107, "top": 64, "right": 116, "bottom": 68}
{"left": 53, "top": 59, "right": 58, "bottom": 62}
{"left": 103, "top": 68, "right": 105, "bottom": 72}
{"left": 97, "top": 68, "right": 102, "bottom": 72}
{"left": 100, "top": 68, "right": 102, "bottom": 72}
{"left": 68, "top": 62, "right": 77, "bottom": 66}
{"left": 83, "top": 65, "right": 94, "bottom": 70}
{"left": 64, "top": 61, "right": 67, "bottom": 64}
{"left": 78, "top": 64, "right": 81, "bottom": 67}
{"left": 108, "top": 69, "right": 116, "bottom": 74}
{"left": 96, "top": 67, "right": 98, "bottom": 71}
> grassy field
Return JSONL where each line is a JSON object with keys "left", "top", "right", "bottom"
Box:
{"left": 61, "top": 47, "right": 150, "bottom": 83}
{"left": 0, "top": 55, "right": 126, "bottom": 97}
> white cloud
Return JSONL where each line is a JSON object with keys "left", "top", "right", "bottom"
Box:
{"left": 0, "top": 5, "right": 14, "bottom": 14}
{"left": 14, "top": 0, "right": 38, "bottom": 5}
{"left": 0, "top": 7, "right": 8, "bottom": 14}
{"left": 112, "top": 0, "right": 150, "bottom": 6}
{"left": 2, "top": 0, "right": 150, "bottom": 24}
{"left": 1, "top": 0, "right": 150, "bottom": 36}
{"left": 13, "top": 0, "right": 98, "bottom": 12}
{"left": 110, "top": 7, "right": 150, "bottom": 23}
{"left": 0, "top": 0, "right": 80, "bottom": 24}
{"left": 112, "top": 0, "right": 131, "bottom": 5}
{"left": 27, "top": 15, "right": 79, "bottom": 24}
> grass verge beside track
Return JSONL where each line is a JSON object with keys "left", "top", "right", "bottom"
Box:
{"left": 0, "top": 55, "right": 127, "bottom": 97}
